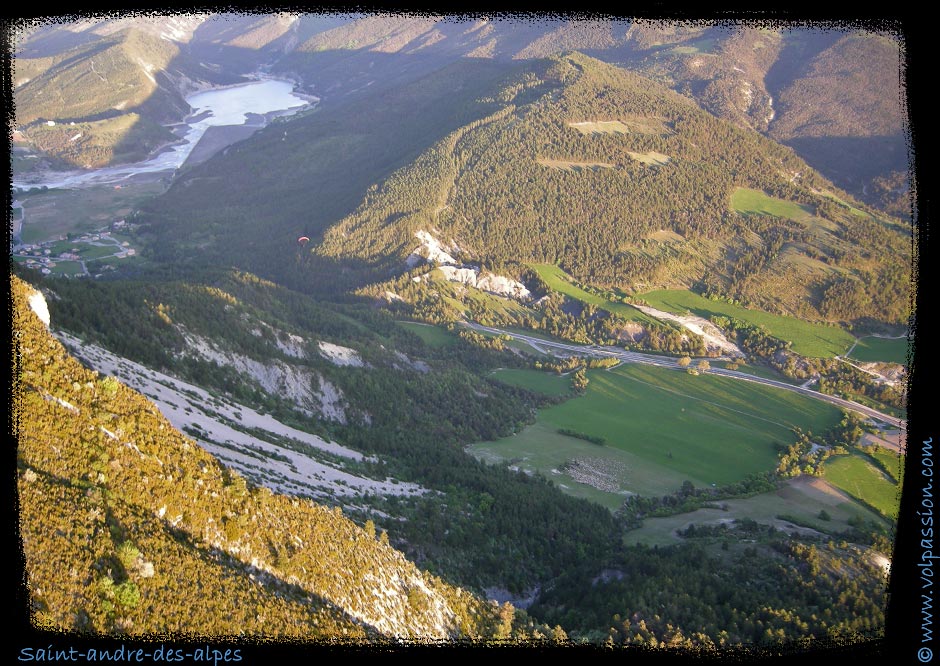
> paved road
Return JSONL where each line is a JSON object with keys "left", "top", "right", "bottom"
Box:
{"left": 464, "top": 321, "right": 904, "bottom": 428}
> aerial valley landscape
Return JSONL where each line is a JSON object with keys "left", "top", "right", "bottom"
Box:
{"left": 7, "top": 11, "right": 924, "bottom": 657}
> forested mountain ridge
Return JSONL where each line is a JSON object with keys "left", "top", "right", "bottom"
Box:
{"left": 12, "top": 272, "right": 550, "bottom": 641}
{"left": 16, "top": 264, "right": 624, "bottom": 601}
{"left": 12, "top": 15, "right": 908, "bottom": 211}
{"left": 143, "top": 51, "right": 910, "bottom": 328}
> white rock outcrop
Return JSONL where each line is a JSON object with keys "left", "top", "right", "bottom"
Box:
{"left": 27, "top": 289, "right": 50, "bottom": 327}
{"left": 318, "top": 341, "right": 364, "bottom": 368}
{"left": 437, "top": 265, "right": 531, "bottom": 300}
{"left": 409, "top": 230, "right": 532, "bottom": 301}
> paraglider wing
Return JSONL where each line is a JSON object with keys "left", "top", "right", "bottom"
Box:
{"left": 297, "top": 236, "right": 310, "bottom": 246}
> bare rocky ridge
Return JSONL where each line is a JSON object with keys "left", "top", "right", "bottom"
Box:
{"left": 54, "top": 330, "right": 423, "bottom": 502}
{"left": 179, "top": 327, "right": 348, "bottom": 422}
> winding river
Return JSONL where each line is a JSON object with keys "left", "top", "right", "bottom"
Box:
{"left": 13, "top": 78, "right": 314, "bottom": 191}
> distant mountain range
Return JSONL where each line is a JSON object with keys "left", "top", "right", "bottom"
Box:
{"left": 11, "top": 14, "right": 909, "bottom": 213}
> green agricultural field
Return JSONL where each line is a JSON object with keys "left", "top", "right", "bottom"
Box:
{"left": 47, "top": 261, "right": 85, "bottom": 276}
{"left": 471, "top": 364, "right": 844, "bottom": 506}
{"left": 625, "top": 477, "right": 889, "bottom": 547}
{"left": 639, "top": 289, "right": 854, "bottom": 358}
{"left": 531, "top": 264, "right": 654, "bottom": 323}
{"left": 868, "top": 447, "right": 905, "bottom": 484}
{"left": 489, "top": 368, "right": 572, "bottom": 397}
{"left": 470, "top": 421, "right": 690, "bottom": 511}
{"left": 848, "top": 335, "right": 909, "bottom": 365}
{"left": 396, "top": 321, "right": 456, "bottom": 348}
{"left": 731, "top": 187, "right": 816, "bottom": 221}
{"left": 823, "top": 451, "right": 901, "bottom": 519}
{"left": 16, "top": 181, "right": 167, "bottom": 245}
{"left": 77, "top": 243, "right": 123, "bottom": 260}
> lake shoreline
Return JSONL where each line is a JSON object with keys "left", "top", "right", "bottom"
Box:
{"left": 12, "top": 78, "right": 314, "bottom": 192}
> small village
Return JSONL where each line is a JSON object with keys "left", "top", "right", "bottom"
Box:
{"left": 12, "top": 217, "right": 139, "bottom": 279}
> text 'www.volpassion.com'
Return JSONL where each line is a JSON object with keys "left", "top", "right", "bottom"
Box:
{"left": 919, "top": 436, "right": 936, "bottom": 662}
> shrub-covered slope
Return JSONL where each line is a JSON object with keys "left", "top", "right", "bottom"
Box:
{"left": 12, "top": 273, "right": 509, "bottom": 640}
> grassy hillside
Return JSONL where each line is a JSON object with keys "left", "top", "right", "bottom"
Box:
{"left": 638, "top": 288, "right": 855, "bottom": 358}
{"left": 848, "top": 335, "right": 909, "bottom": 365}
{"left": 823, "top": 451, "right": 901, "bottom": 520}
{"left": 489, "top": 368, "right": 572, "bottom": 397}
{"left": 530, "top": 264, "right": 653, "bottom": 323}
{"left": 14, "top": 28, "right": 183, "bottom": 126}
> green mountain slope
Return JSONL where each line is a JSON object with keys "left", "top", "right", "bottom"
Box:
{"left": 18, "top": 265, "right": 623, "bottom": 596}
{"left": 144, "top": 52, "right": 909, "bottom": 327}
{"left": 15, "top": 27, "right": 184, "bottom": 126}
{"left": 139, "top": 57, "right": 525, "bottom": 293}
{"left": 12, "top": 273, "right": 518, "bottom": 640}
{"left": 270, "top": 17, "right": 907, "bottom": 213}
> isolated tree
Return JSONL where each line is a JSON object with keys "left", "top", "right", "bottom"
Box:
{"left": 697, "top": 359, "right": 711, "bottom": 372}
{"left": 677, "top": 356, "right": 692, "bottom": 368}
{"left": 572, "top": 368, "right": 589, "bottom": 393}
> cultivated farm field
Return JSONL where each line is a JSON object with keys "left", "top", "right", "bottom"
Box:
{"left": 489, "top": 368, "right": 573, "bottom": 397}
{"left": 823, "top": 449, "right": 902, "bottom": 519}
{"left": 531, "top": 263, "right": 654, "bottom": 323}
{"left": 471, "top": 364, "right": 845, "bottom": 505}
{"left": 847, "top": 335, "right": 909, "bottom": 365}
